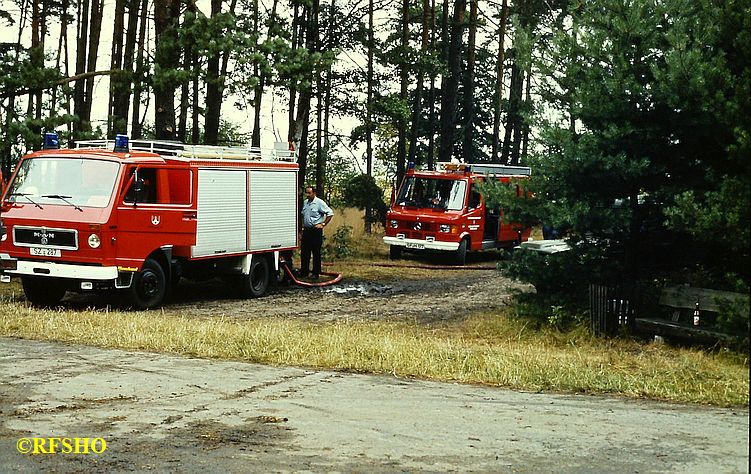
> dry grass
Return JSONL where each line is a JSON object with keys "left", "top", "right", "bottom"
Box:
{"left": 1, "top": 209, "right": 746, "bottom": 407}
{"left": 0, "top": 300, "right": 747, "bottom": 407}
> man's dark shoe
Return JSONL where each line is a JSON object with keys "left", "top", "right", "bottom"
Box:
{"left": 311, "top": 274, "right": 319, "bottom": 280}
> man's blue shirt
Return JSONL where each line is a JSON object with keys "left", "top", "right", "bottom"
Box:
{"left": 302, "top": 197, "right": 333, "bottom": 228}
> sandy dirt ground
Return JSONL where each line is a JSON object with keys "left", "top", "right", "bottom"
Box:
{"left": 1, "top": 337, "right": 748, "bottom": 473}
{"left": 168, "top": 263, "right": 530, "bottom": 325}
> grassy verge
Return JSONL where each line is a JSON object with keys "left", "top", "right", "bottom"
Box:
{"left": 1, "top": 299, "right": 747, "bottom": 407}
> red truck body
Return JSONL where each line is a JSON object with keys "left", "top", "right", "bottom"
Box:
{"left": 0, "top": 138, "right": 298, "bottom": 309}
{"left": 383, "top": 162, "right": 532, "bottom": 264}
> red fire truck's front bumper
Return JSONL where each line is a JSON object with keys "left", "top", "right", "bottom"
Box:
{"left": 383, "top": 235, "right": 460, "bottom": 251}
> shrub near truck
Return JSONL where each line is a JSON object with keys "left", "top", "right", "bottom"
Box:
{"left": 0, "top": 134, "right": 298, "bottom": 309}
{"left": 384, "top": 162, "right": 532, "bottom": 265}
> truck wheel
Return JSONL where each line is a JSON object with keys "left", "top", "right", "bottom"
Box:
{"left": 127, "top": 258, "right": 167, "bottom": 310}
{"left": 389, "top": 245, "right": 402, "bottom": 260}
{"left": 454, "top": 239, "right": 468, "bottom": 266}
{"left": 22, "top": 276, "right": 66, "bottom": 307}
{"left": 240, "top": 256, "right": 270, "bottom": 298}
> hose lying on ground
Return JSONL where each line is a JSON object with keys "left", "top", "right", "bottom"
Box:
{"left": 330, "top": 262, "right": 498, "bottom": 271}
{"left": 280, "top": 259, "right": 343, "bottom": 288}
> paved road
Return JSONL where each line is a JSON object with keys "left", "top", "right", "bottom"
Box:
{"left": 1, "top": 337, "right": 748, "bottom": 473}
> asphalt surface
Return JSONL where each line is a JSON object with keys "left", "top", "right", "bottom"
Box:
{"left": 1, "top": 337, "right": 748, "bottom": 473}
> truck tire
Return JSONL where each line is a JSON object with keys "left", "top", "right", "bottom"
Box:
{"left": 22, "top": 276, "right": 66, "bottom": 307}
{"left": 240, "top": 255, "right": 270, "bottom": 298}
{"left": 127, "top": 258, "right": 167, "bottom": 310}
{"left": 454, "top": 239, "right": 468, "bottom": 266}
{"left": 389, "top": 245, "right": 402, "bottom": 260}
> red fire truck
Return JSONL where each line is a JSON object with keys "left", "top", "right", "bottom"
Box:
{"left": 0, "top": 134, "right": 298, "bottom": 309}
{"left": 383, "top": 162, "right": 532, "bottom": 264}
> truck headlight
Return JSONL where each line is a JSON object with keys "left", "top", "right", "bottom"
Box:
{"left": 440, "top": 224, "right": 450, "bottom": 233}
{"left": 390, "top": 220, "right": 398, "bottom": 229}
{"left": 88, "top": 233, "right": 101, "bottom": 249}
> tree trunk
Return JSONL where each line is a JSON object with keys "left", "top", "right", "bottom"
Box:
{"left": 510, "top": 66, "right": 525, "bottom": 165}
{"left": 51, "top": 0, "right": 69, "bottom": 118}
{"left": 252, "top": 0, "right": 279, "bottom": 147}
{"left": 320, "top": 0, "right": 334, "bottom": 199}
{"left": 462, "top": 0, "right": 477, "bottom": 163}
{"left": 395, "top": 0, "right": 409, "bottom": 186}
{"left": 521, "top": 62, "right": 532, "bottom": 161}
{"left": 107, "top": 0, "right": 126, "bottom": 137}
{"left": 366, "top": 0, "right": 374, "bottom": 177}
{"left": 292, "top": 0, "right": 319, "bottom": 192}
{"left": 131, "top": 0, "right": 147, "bottom": 139}
{"left": 438, "top": 0, "right": 466, "bottom": 163}
{"left": 73, "top": 0, "right": 89, "bottom": 135}
{"left": 204, "top": 0, "right": 224, "bottom": 145}
{"left": 315, "top": 76, "right": 324, "bottom": 197}
{"left": 491, "top": 0, "right": 509, "bottom": 163}
{"left": 365, "top": 0, "right": 375, "bottom": 231}
{"left": 84, "top": 0, "right": 104, "bottom": 130}
{"left": 287, "top": 3, "right": 304, "bottom": 144}
{"left": 501, "top": 50, "right": 520, "bottom": 165}
{"left": 153, "top": 0, "right": 180, "bottom": 141}
{"left": 408, "top": 0, "right": 431, "bottom": 167}
{"left": 427, "top": 0, "right": 436, "bottom": 171}
{"left": 27, "top": 0, "right": 40, "bottom": 129}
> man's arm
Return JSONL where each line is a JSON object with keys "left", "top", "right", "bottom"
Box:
{"left": 316, "top": 199, "right": 334, "bottom": 229}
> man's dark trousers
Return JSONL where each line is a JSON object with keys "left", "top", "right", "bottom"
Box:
{"left": 301, "top": 227, "right": 323, "bottom": 277}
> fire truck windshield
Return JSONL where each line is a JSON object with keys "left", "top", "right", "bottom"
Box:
{"left": 396, "top": 177, "right": 467, "bottom": 211}
{"left": 5, "top": 157, "right": 120, "bottom": 209}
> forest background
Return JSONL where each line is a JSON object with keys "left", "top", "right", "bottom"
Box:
{"left": 0, "top": 0, "right": 749, "bottom": 330}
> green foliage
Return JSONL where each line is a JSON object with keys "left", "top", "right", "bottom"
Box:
{"left": 518, "top": 0, "right": 751, "bottom": 303}
{"left": 0, "top": 47, "right": 72, "bottom": 175}
{"left": 341, "top": 174, "right": 389, "bottom": 225}
{"left": 476, "top": 178, "right": 540, "bottom": 229}
{"left": 323, "top": 225, "right": 353, "bottom": 260}
{"left": 715, "top": 298, "right": 751, "bottom": 337}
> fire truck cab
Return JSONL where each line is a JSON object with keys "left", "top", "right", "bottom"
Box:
{"left": 0, "top": 134, "right": 298, "bottom": 309}
{"left": 383, "top": 162, "right": 532, "bottom": 265}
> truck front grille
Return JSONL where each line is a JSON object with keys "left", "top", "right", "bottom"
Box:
{"left": 13, "top": 226, "right": 78, "bottom": 250}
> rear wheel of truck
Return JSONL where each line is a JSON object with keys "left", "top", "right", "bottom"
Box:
{"left": 389, "top": 245, "right": 402, "bottom": 260}
{"left": 454, "top": 239, "right": 468, "bottom": 266}
{"left": 127, "top": 258, "right": 167, "bottom": 310}
{"left": 240, "top": 255, "right": 270, "bottom": 298}
{"left": 22, "top": 276, "right": 66, "bottom": 307}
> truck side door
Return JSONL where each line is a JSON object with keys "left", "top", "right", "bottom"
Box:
{"left": 114, "top": 166, "right": 197, "bottom": 265}
{"left": 467, "top": 182, "right": 485, "bottom": 247}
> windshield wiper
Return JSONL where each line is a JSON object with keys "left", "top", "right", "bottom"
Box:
{"left": 7, "top": 192, "right": 43, "bottom": 209}
{"left": 42, "top": 194, "right": 83, "bottom": 212}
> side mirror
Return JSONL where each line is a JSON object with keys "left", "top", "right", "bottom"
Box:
{"left": 132, "top": 178, "right": 148, "bottom": 205}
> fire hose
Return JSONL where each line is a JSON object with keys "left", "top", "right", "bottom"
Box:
{"left": 279, "top": 258, "right": 495, "bottom": 289}
{"left": 279, "top": 258, "right": 343, "bottom": 288}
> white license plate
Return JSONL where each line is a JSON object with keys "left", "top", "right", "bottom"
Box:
{"left": 30, "top": 247, "right": 61, "bottom": 257}
{"left": 405, "top": 242, "right": 425, "bottom": 249}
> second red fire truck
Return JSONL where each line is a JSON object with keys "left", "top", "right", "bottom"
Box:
{"left": 383, "top": 162, "right": 532, "bottom": 264}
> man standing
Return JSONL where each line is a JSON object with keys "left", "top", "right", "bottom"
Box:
{"left": 300, "top": 186, "right": 334, "bottom": 279}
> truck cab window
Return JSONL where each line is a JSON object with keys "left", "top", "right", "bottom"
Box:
{"left": 123, "top": 168, "right": 191, "bottom": 205}
{"left": 124, "top": 168, "right": 157, "bottom": 204}
{"left": 468, "top": 185, "right": 482, "bottom": 210}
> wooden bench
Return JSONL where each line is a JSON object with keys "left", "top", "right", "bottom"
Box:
{"left": 635, "top": 285, "right": 749, "bottom": 343}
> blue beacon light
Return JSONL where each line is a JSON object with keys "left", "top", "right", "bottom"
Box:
{"left": 43, "top": 132, "right": 60, "bottom": 150}
{"left": 114, "top": 134, "right": 129, "bottom": 152}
